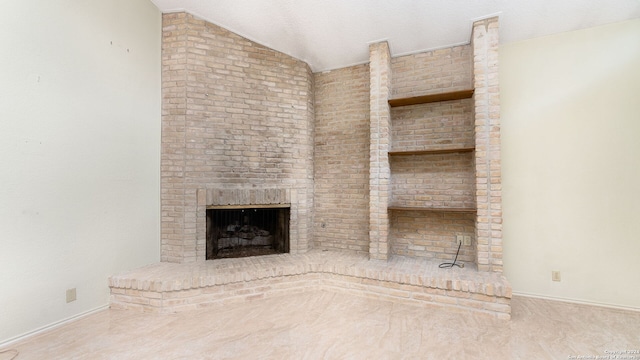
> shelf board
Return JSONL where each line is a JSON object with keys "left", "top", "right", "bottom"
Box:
{"left": 388, "top": 89, "right": 474, "bottom": 107}
{"left": 389, "top": 147, "right": 475, "bottom": 156}
{"left": 388, "top": 206, "right": 477, "bottom": 213}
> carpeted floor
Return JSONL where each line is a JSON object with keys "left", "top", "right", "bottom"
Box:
{"left": 1, "top": 291, "right": 639, "bottom": 359}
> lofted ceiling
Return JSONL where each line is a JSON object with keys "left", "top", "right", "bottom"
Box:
{"left": 151, "top": 0, "right": 640, "bottom": 72}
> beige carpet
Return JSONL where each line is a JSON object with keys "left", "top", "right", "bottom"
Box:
{"left": 2, "top": 291, "right": 639, "bottom": 359}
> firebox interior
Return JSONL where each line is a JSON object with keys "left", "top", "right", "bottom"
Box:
{"left": 206, "top": 207, "right": 290, "bottom": 259}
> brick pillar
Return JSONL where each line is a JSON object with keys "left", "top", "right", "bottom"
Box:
{"left": 369, "top": 42, "right": 392, "bottom": 260}
{"left": 161, "top": 13, "right": 188, "bottom": 263}
{"left": 196, "top": 188, "right": 207, "bottom": 260}
{"left": 301, "top": 64, "right": 316, "bottom": 254}
{"left": 472, "top": 17, "right": 503, "bottom": 272}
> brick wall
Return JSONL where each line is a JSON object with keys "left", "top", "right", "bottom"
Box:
{"left": 391, "top": 45, "right": 472, "bottom": 99}
{"left": 390, "top": 211, "right": 476, "bottom": 263}
{"left": 390, "top": 152, "right": 475, "bottom": 209}
{"left": 161, "top": 13, "right": 314, "bottom": 262}
{"left": 390, "top": 99, "right": 474, "bottom": 151}
{"left": 161, "top": 13, "right": 503, "bottom": 272}
{"left": 389, "top": 151, "right": 476, "bottom": 260}
{"left": 313, "top": 65, "right": 370, "bottom": 253}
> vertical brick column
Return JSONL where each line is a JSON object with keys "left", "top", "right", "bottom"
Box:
{"left": 299, "top": 64, "right": 316, "bottom": 254}
{"left": 472, "top": 17, "right": 503, "bottom": 272}
{"left": 369, "top": 42, "right": 392, "bottom": 260}
{"left": 196, "top": 189, "right": 206, "bottom": 260}
{"left": 161, "top": 13, "right": 188, "bottom": 263}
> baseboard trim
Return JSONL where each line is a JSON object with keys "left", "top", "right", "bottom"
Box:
{"left": 513, "top": 292, "right": 640, "bottom": 313}
{"left": 0, "top": 304, "right": 109, "bottom": 348}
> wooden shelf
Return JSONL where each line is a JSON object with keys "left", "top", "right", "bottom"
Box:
{"left": 389, "top": 147, "right": 474, "bottom": 156}
{"left": 388, "top": 206, "right": 477, "bottom": 213}
{"left": 388, "top": 89, "right": 474, "bottom": 107}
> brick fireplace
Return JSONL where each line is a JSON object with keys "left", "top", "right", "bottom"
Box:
{"left": 112, "top": 12, "right": 512, "bottom": 319}
{"left": 161, "top": 13, "right": 314, "bottom": 263}
{"left": 161, "top": 11, "right": 503, "bottom": 270}
{"left": 199, "top": 188, "right": 293, "bottom": 260}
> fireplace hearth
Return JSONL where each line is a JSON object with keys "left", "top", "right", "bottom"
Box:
{"left": 206, "top": 206, "right": 290, "bottom": 259}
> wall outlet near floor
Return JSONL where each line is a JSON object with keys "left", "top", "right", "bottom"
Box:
{"left": 551, "top": 271, "right": 561, "bottom": 282}
{"left": 456, "top": 235, "right": 464, "bottom": 245}
{"left": 66, "top": 288, "right": 77, "bottom": 303}
{"left": 463, "top": 236, "right": 472, "bottom": 246}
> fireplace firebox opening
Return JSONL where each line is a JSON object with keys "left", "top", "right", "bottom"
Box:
{"left": 206, "top": 206, "right": 290, "bottom": 260}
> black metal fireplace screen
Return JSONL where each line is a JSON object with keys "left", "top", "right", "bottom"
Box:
{"left": 206, "top": 206, "right": 290, "bottom": 259}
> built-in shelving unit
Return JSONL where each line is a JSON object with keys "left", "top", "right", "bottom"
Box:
{"left": 389, "top": 87, "right": 476, "bottom": 216}
{"left": 386, "top": 83, "right": 478, "bottom": 262}
{"left": 388, "top": 89, "right": 474, "bottom": 107}
{"left": 369, "top": 16, "right": 504, "bottom": 277}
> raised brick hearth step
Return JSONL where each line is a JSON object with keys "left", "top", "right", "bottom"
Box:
{"left": 109, "top": 250, "right": 512, "bottom": 319}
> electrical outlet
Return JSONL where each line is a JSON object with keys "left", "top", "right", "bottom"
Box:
{"left": 456, "top": 235, "right": 463, "bottom": 245}
{"left": 66, "top": 288, "right": 77, "bottom": 303}
{"left": 551, "top": 271, "right": 561, "bottom": 282}
{"left": 463, "top": 236, "right": 471, "bottom": 246}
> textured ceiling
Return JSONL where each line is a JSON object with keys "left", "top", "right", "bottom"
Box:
{"left": 151, "top": 0, "right": 640, "bottom": 72}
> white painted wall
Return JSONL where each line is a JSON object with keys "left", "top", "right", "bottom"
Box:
{"left": 501, "top": 19, "right": 640, "bottom": 309}
{"left": 0, "top": 0, "right": 161, "bottom": 343}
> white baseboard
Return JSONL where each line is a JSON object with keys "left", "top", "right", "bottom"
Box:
{"left": 513, "top": 292, "right": 640, "bottom": 313}
{"left": 0, "top": 304, "right": 109, "bottom": 348}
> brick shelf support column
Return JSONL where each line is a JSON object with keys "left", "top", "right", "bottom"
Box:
{"left": 369, "top": 42, "right": 392, "bottom": 260}
{"left": 472, "top": 17, "right": 503, "bottom": 272}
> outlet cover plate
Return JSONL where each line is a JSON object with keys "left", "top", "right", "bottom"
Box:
{"left": 66, "top": 288, "right": 77, "bottom": 303}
